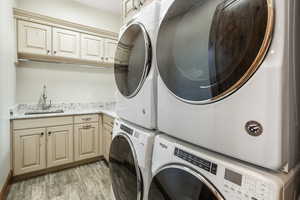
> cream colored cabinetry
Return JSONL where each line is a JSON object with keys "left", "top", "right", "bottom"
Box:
{"left": 122, "top": 0, "right": 154, "bottom": 24}
{"left": 103, "top": 115, "right": 114, "bottom": 162}
{"left": 12, "top": 114, "right": 113, "bottom": 176}
{"left": 74, "top": 123, "right": 99, "bottom": 161}
{"left": 47, "top": 125, "right": 74, "bottom": 168}
{"left": 18, "top": 20, "right": 52, "bottom": 56}
{"left": 81, "top": 34, "right": 105, "bottom": 62}
{"left": 98, "top": 115, "right": 103, "bottom": 156}
{"left": 123, "top": 0, "right": 139, "bottom": 22}
{"left": 53, "top": 28, "right": 80, "bottom": 59}
{"left": 104, "top": 39, "right": 118, "bottom": 64}
{"left": 15, "top": 9, "right": 118, "bottom": 67}
{"left": 13, "top": 128, "right": 46, "bottom": 175}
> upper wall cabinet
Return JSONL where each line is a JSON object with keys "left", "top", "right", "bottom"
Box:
{"left": 81, "top": 34, "right": 105, "bottom": 62}
{"left": 18, "top": 20, "right": 52, "bottom": 56}
{"left": 122, "top": 0, "right": 154, "bottom": 24}
{"left": 14, "top": 9, "right": 118, "bottom": 67}
{"left": 104, "top": 39, "right": 118, "bottom": 64}
{"left": 53, "top": 28, "right": 80, "bottom": 59}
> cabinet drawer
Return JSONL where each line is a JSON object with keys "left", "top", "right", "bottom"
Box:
{"left": 103, "top": 115, "right": 114, "bottom": 127}
{"left": 74, "top": 114, "right": 99, "bottom": 124}
{"left": 13, "top": 116, "right": 73, "bottom": 130}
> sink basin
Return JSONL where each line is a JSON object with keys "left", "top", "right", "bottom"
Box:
{"left": 25, "top": 109, "right": 64, "bottom": 115}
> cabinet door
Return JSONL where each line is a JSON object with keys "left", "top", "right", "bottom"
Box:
{"left": 47, "top": 125, "right": 73, "bottom": 168}
{"left": 123, "top": 0, "right": 139, "bottom": 20}
{"left": 53, "top": 28, "right": 80, "bottom": 58}
{"left": 98, "top": 115, "right": 103, "bottom": 156}
{"left": 18, "top": 20, "right": 52, "bottom": 56}
{"left": 74, "top": 123, "right": 99, "bottom": 161}
{"left": 13, "top": 128, "right": 46, "bottom": 175}
{"left": 104, "top": 39, "right": 118, "bottom": 63}
{"left": 103, "top": 124, "right": 113, "bottom": 162}
{"left": 81, "top": 34, "right": 104, "bottom": 62}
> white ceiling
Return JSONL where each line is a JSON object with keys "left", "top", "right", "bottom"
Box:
{"left": 73, "top": 0, "right": 122, "bottom": 15}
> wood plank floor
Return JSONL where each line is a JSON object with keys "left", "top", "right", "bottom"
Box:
{"left": 7, "top": 161, "right": 114, "bottom": 200}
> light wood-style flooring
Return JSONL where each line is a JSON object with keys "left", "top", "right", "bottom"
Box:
{"left": 7, "top": 161, "right": 114, "bottom": 200}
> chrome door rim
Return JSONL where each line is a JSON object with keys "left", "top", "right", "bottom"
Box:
{"left": 109, "top": 133, "right": 143, "bottom": 200}
{"left": 116, "top": 22, "right": 152, "bottom": 99}
{"left": 149, "top": 164, "right": 225, "bottom": 200}
{"left": 156, "top": 0, "right": 275, "bottom": 105}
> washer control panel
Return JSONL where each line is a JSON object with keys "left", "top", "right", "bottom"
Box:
{"left": 222, "top": 170, "right": 271, "bottom": 200}
{"left": 174, "top": 148, "right": 218, "bottom": 175}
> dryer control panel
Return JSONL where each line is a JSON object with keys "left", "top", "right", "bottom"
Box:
{"left": 173, "top": 148, "right": 272, "bottom": 200}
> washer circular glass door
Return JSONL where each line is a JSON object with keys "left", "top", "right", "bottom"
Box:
{"left": 109, "top": 134, "right": 143, "bottom": 200}
{"left": 148, "top": 165, "right": 224, "bottom": 200}
{"left": 114, "top": 23, "right": 152, "bottom": 98}
{"left": 156, "top": 0, "right": 274, "bottom": 104}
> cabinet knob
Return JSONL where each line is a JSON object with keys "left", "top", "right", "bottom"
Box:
{"left": 54, "top": 51, "right": 57, "bottom": 54}
{"left": 48, "top": 132, "right": 52, "bottom": 135}
{"left": 105, "top": 57, "right": 109, "bottom": 60}
{"left": 47, "top": 50, "right": 50, "bottom": 54}
{"left": 41, "top": 132, "right": 44, "bottom": 136}
{"left": 139, "top": 1, "right": 143, "bottom": 6}
{"left": 110, "top": 132, "right": 113, "bottom": 135}
{"left": 101, "top": 57, "right": 104, "bottom": 60}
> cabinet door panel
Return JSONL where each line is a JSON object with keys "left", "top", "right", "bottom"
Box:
{"left": 74, "top": 123, "right": 99, "bottom": 161}
{"left": 98, "top": 115, "right": 103, "bottom": 156}
{"left": 53, "top": 28, "right": 80, "bottom": 58}
{"left": 14, "top": 128, "right": 46, "bottom": 175}
{"left": 18, "top": 20, "right": 52, "bottom": 55}
{"left": 104, "top": 39, "right": 118, "bottom": 63}
{"left": 47, "top": 125, "right": 73, "bottom": 168}
{"left": 81, "top": 34, "right": 104, "bottom": 62}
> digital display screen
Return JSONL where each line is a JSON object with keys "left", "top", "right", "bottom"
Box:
{"left": 224, "top": 169, "right": 242, "bottom": 186}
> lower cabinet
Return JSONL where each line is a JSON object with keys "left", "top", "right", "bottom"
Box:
{"left": 12, "top": 114, "right": 113, "bottom": 176}
{"left": 14, "top": 128, "right": 46, "bottom": 175}
{"left": 103, "top": 124, "right": 113, "bottom": 162}
{"left": 74, "top": 122, "right": 99, "bottom": 161}
{"left": 47, "top": 125, "right": 74, "bottom": 168}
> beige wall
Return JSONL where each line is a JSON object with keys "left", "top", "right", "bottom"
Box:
{"left": 16, "top": 62, "right": 117, "bottom": 103}
{"left": 0, "top": 0, "right": 17, "bottom": 191}
{"left": 15, "top": 0, "right": 121, "bottom": 104}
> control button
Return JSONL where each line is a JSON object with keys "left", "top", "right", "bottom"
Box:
{"left": 211, "top": 163, "right": 218, "bottom": 175}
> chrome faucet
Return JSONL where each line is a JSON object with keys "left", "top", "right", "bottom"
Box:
{"left": 38, "top": 85, "right": 52, "bottom": 110}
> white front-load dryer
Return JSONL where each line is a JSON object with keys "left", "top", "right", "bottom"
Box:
{"left": 109, "top": 119, "right": 157, "bottom": 200}
{"left": 156, "top": 0, "right": 300, "bottom": 171}
{"left": 147, "top": 135, "right": 300, "bottom": 200}
{"left": 114, "top": 1, "right": 160, "bottom": 129}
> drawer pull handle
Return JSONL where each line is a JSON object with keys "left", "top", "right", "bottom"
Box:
{"left": 83, "top": 125, "right": 92, "bottom": 129}
{"left": 82, "top": 118, "right": 92, "bottom": 121}
{"left": 48, "top": 132, "right": 52, "bottom": 135}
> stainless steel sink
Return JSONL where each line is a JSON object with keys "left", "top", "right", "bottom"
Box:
{"left": 25, "top": 109, "right": 64, "bottom": 115}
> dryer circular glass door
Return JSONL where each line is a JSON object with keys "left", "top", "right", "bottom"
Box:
{"left": 148, "top": 165, "right": 224, "bottom": 200}
{"left": 109, "top": 134, "right": 143, "bottom": 200}
{"left": 156, "top": 0, "right": 274, "bottom": 104}
{"left": 114, "top": 23, "right": 152, "bottom": 98}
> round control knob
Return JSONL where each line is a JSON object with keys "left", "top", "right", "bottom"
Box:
{"left": 245, "top": 121, "right": 263, "bottom": 136}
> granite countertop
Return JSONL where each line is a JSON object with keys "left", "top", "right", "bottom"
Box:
{"left": 10, "top": 102, "right": 118, "bottom": 120}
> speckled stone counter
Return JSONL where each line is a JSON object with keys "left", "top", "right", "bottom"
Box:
{"left": 10, "top": 102, "right": 118, "bottom": 120}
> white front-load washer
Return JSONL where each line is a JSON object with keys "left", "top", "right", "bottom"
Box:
{"left": 114, "top": 1, "right": 160, "bottom": 129}
{"left": 156, "top": 0, "right": 300, "bottom": 171}
{"left": 109, "top": 119, "right": 157, "bottom": 200}
{"left": 147, "top": 135, "right": 300, "bottom": 200}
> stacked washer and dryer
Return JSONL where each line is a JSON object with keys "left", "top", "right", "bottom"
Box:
{"left": 110, "top": 0, "right": 300, "bottom": 199}
{"left": 109, "top": 1, "right": 160, "bottom": 200}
